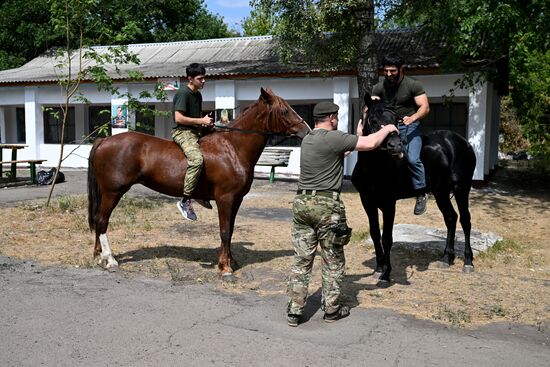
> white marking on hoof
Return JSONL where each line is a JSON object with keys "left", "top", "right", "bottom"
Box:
{"left": 99, "top": 233, "right": 119, "bottom": 270}
{"left": 463, "top": 265, "right": 474, "bottom": 273}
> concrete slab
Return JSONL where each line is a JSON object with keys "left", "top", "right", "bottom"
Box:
{"left": 367, "top": 223, "right": 502, "bottom": 254}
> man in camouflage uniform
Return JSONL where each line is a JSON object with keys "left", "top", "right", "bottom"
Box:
{"left": 172, "top": 63, "right": 214, "bottom": 221}
{"left": 287, "top": 101, "right": 398, "bottom": 327}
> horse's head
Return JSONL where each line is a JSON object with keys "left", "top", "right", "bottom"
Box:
{"left": 258, "top": 87, "right": 311, "bottom": 139}
{"left": 362, "top": 93, "right": 403, "bottom": 157}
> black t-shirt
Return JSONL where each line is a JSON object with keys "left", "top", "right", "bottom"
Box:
{"left": 172, "top": 86, "right": 202, "bottom": 129}
{"left": 372, "top": 75, "right": 425, "bottom": 119}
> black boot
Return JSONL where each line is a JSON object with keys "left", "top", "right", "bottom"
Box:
{"left": 414, "top": 193, "right": 427, "bottom": 215}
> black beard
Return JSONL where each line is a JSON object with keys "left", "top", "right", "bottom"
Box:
{"left": 384, "top": 71, "right": 401, "bottom": 87}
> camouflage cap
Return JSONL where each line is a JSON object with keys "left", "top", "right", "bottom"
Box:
{"left": 313, "top": 101, "right": 339, "bottom": 118}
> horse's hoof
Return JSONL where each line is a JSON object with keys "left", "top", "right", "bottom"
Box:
{"left": 376, "top": 279, "right": 390, "bottom": 288}
{"left": 463, "top": 265, "right": 474, "bottom": 273}
{"left": 434, "top": 261, "right": 451, "bottom": 269}
{"left": 221, "top": 272, "right": 237, "bottom": 283}
{"left": 106, "top": 264, "right": 119, "bottom": 273}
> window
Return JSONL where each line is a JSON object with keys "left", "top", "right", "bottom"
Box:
{"left": 267, "top": 104, "right": 314, "bottom": 147}
{"left": 135, "top": 105, "right": 155, "bottom": 135}
{"left": 44, "top": 107, "right": 75, "bottom": 144}
{"left": 88, "top": 105, "right": 111, "bottom": 139}
{"left": 422, "top": 103, "right": 468, "bottom": 138}
{"left": 16, "top": 108, "right": 25, "bottom": 143}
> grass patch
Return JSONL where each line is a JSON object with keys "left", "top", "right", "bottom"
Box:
{"left": 485, "top": 305, "right": 507, "bottom": 319}
{"left": 434, "top": 305, "right": 471, "bottom": 327}
{"left": 477, "top": 239, "right": 521, "bottom": 263}
{"left": 350, "top": 230, "right": 370, "bottom": 244}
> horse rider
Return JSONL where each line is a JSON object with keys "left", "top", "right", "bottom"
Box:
{"left": 372, "top": 53, "right": 431, "bottom": 215}
{"left": 172, "top": 63, "right": 214, "bottom": 221}
{"left": 286, "top": 101, "right": 398, "bottom": 327}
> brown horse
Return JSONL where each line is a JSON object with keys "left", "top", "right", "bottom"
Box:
{"left": 88, "top": 88, "right": 310, "bottom": 279}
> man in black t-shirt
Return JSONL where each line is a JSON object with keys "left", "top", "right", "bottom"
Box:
{"left": 172, "top": 63, "right": 214, "bottom": 221}
{"left": 372, "top": 53, "right": 431, "bottom": 215}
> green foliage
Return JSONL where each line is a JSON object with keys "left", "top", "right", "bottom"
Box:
{"left": 251, "top": 1, "right": 366, "bottom": 68}
{"left": 499, "top": 97, "right": 530, "bottom": 153}
{"left": 242, "top": 2, "right": 277, "bottom": 36}
{"left": 0, "top": 0, "right": 62, "bottom": 70}
{"left": 387, "top": 0, "right": 550, "bottom": 158}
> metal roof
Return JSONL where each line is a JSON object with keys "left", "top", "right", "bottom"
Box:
{"left": 0, "top": 30, "right": 450, "bottom": 85}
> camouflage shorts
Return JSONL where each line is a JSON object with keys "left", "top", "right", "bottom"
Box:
{"left": 287, "top": 193, "right": 352, "bottom": 315}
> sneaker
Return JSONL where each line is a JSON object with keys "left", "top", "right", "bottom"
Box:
{"left": 414, "top": 193, "right": 427, "bottom": 215}
{"left": 323, "top": 305, "right": 350, "bottom": 323}
{"left": 287, "top": 314, "right": 301, "bottom": 327}
{"left": 177, "top": 199, "right": 197, "bottom": 221}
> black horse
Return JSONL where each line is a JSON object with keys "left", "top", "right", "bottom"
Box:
{"left": 351, "top": 93, "right": 476, "bottom": 282}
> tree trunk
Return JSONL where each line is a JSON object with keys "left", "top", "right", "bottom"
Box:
{"left": 354, "top": 1, "right": 377, "bottom": 104}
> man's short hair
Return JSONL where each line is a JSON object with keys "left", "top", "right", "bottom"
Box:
{"left": 381, "top": 53, "right": 403, "bottom": 69}
{"left": 186, "top": 63, "right": 206, "bottom": 78}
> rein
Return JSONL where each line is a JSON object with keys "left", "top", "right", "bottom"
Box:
{"left": 211, "top": 104, "right": 308, "bottom": 140}
{"left": 213, "top": 124, "right": 296, "bottom": 137}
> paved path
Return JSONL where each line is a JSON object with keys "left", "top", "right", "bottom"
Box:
{"left": 1, "top": 170, "right": 548, "bottom": 366}
{"left": 1, "top": 256, "right": 548, "bottom": 367}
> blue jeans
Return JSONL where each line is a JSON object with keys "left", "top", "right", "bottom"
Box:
{"left": 398, "top": 121, "right": 426, "bottom": 191}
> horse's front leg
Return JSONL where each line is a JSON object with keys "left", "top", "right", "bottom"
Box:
{"left": 379, "top": 202, "right": 396, "bottom": 283}
{"left": 215, "top": 196, "right": 243, "bottom": 281}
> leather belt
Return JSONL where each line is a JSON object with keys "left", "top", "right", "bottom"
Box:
{"left": 297, "top": 189, "right": 340, "bottom": 200}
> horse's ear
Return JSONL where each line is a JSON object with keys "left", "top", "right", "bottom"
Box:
{"left": 363, "top": 92, "right": 373, "bottom": 109}
{"left": 260, "top": 87, "right": 273, "bottom": 103}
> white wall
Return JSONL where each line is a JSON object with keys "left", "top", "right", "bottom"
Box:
{"left": 0, "top": 74, "right": 497, "bottom": 181}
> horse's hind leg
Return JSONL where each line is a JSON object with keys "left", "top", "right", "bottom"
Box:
{"left": 94, "top": 191, "right": 124, "bottom": 271}
{"left": 455, "top": 189, "right": 474, "bottom": 273}
{"left": 433, "top": 191, "right": 458, "bottom": 267}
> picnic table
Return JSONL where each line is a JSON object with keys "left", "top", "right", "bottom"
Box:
{"left": 0, "top": 144, "right": 28, "bottom": 178}
{"left": 0, "top": 144, "right": 46, "bottom": 183}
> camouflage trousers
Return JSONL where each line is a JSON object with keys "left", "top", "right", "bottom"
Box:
{"left": 172, "top": 127, "right": 203, "bottom": 197}
{"left": 287, "top": 193, "right": 352, "bottom": 315}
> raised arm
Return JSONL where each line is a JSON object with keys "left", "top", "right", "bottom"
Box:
{"left": 355, "top": 125, "right": 398, "bottom": 151}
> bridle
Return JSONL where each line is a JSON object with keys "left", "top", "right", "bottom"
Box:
{"left": 364, "top": 107, "right": 402, "bottom": 152}
{"left": 212, "top": 104, "right": 310, "bottom": 140}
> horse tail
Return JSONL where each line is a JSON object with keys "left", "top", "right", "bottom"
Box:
{"left": 87, "top": 138, "right": 103, "bottom": 232}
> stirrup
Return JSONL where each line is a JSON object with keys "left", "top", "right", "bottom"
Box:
{"left": 194, "top": 199, "right": 213, "bottom": 209}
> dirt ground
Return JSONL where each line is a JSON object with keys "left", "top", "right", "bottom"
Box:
{"left": 1, "top": 162, "right": 549, "bottom": 329}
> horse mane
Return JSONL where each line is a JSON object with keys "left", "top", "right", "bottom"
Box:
{"left": 230, "top": 91, "right": 291, "bottom": 132}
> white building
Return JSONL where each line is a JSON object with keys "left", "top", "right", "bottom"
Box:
{"left": 0, "top": 32, "right": 501, "bottom": 181}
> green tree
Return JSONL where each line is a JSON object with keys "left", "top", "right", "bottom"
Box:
{"left": 252, "top": 0, "right": 549, "bottom": 156}
{"left": 0, "top": 0, "right": 236, "bottom": 71}
{"left": 0, "top": 0, "right": 62, "bottom": 70}
{"left": 242, "top": 2, "right": 277, "bottom": 36}
{"left": 44, "top": 0, "right": 168, "bottom": 205}
{"left": 251, "top": 0, "right": 377, "bottom": 102}
{"left": 388, "top": 0, "right": 550, "bottom": 156}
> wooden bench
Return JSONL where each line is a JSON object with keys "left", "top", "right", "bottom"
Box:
{"left": 256, "top": 148, "right": 292, "bottom": 183}
{"left": 0, "top": 159, "right": 47, "bottom": 184}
